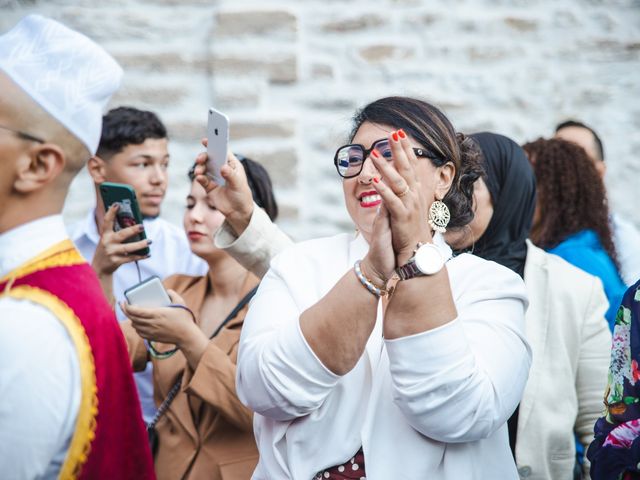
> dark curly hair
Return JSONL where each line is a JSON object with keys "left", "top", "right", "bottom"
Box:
{"left": 350, "top": 96, "right": 483, "bottom": 229}
{"left": 522, "top": 137, "right": 617, "bottom": 267}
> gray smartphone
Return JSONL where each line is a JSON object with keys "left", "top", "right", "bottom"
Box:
{"left": 206, "top": 107, "right": 229, "bottom": 186}
{"left": 124, "top": 276, "right": 171, "bottom": 307}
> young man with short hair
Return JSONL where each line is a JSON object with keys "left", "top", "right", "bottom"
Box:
{"left": 70, "top": 106, "right": 206, "bottom": 421}
{"left": 555, "top": 120, "right": 640, "bottom": 286}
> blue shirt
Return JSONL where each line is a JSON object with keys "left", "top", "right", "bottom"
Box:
{"left": 547, "top": 230, "right": 626, "bottom": 330}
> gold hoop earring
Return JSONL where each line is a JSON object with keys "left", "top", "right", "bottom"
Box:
{"left": 428, "top": 200, "right": 450, "bottom": 233}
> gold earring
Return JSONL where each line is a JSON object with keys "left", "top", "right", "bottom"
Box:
{"left": 428, "top": 200, "right": 450, "bottom": 233}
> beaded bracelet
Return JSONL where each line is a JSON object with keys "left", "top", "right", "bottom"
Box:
{"left": 354, "top": 260, "right": 392, "bottom": 298}
{"left": 148, "top": 303, "right": 197, "bottom": 360}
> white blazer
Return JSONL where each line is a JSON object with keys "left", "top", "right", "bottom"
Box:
{"left": 515, "top": 241, "right": 612, "bottom": 479}
{"left": 237, "top": 232, "right": 531, "bottom": 480}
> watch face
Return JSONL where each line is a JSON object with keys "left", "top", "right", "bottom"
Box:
{"left": 414, "top": 243, "right": 445, "bottom": 275}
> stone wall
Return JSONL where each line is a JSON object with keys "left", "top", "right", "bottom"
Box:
{"left": 2, "top": 0, "right": 639, "bottom": 240}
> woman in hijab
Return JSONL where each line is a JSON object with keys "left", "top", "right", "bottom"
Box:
{"left": 446, "top": 132, "right": 612, "bottom": 480}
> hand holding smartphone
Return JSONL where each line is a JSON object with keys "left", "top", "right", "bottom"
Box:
{"left": 99, "top": 182, "right": 150, "bottom": 256}
{"left": 206, "top": 107, "right": 230, "bottom": 186}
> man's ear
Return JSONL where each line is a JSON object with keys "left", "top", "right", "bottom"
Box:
{"left": 87, "top": 155, "right": 108, "bottom": 184}
{"left": 13, "top": 144, "right": 65, "bottom": 193}
{"left": 435, "top": 161, "right": 455, "bottom": 200}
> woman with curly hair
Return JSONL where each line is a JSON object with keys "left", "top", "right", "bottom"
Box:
{"left": 522, "top": 137, "right": 625, "bottom": 330}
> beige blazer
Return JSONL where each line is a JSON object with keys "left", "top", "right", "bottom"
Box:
{"left": 515, "top": 241, "right": 612, "bottom": 479}
{"left": 122, "top": 273, "right": 259, "bottom": 480}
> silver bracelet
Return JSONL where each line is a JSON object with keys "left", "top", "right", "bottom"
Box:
{"left": 354, "top": 260, "right": 391, "bottom": 298}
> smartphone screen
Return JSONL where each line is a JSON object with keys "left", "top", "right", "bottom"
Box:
{"left": 99, "top": 182, "right": 150, "bottom": 256}
{"left": 206, "top": 107, "right": 229, "bottom": 186}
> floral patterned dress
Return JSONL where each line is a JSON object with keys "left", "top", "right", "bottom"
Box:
{"left": 588, "top": 279, "right": 640, "bottom": 479}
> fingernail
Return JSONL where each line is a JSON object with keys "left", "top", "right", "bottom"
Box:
{"left": 147, "top": 239, "right": 153, "bottom": 245}
{"left": 371, "top": 149, "right": 380, "bottom": 159}
{"left": 373, "top": 177, "right": 380, "bottom": 184}
{"left": 392, "top": 132, "right": 399, "bottom": 142}
{"left": 398, "top": 129, "right": 406, "bottom": 139}
{"left": 138, "top": 225, "right": 145, "bottom": 231}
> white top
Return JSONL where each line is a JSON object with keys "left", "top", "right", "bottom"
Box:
{"left": 237, "top": 232, "right": 531, "bottom": 480}
{"left": 69, "top": 210, "right": 207, "bottom": 421}
{"left": 515, "top": 241, "right": 611, "bottom": 479}
{"left": 611, "top": 213, "right": 640, "bottom": 286}
{"left": 0, "top": 215, "right": 81, "bottom": 479}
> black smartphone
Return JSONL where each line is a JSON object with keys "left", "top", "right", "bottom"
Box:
{"left": 99, "top": 182, "right": 150, "bottom": 256}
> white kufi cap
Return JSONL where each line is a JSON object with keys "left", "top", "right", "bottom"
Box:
{"left": 0, "top": 15, "right": 122, "bottom": 154}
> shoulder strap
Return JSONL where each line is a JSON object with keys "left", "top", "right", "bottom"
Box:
{"left": 209, "top": 285, "right": 259, "bottom": 339}
{"left": 147, "top": 284, "right": 259, "bottom": 430}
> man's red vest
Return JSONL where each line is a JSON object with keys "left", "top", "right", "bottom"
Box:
{"left": 0, "top": 240, "right": 155, "bottom": 479}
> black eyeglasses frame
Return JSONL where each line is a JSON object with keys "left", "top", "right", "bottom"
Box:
{"left": 333, "top": 138, "right": 442, "bottom": 179}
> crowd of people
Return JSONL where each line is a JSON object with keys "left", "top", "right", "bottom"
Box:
{"left": 1, "top": 14, "right": 639, "bottom": 480}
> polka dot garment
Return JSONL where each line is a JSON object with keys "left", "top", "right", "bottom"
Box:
{"left": 313, "top": 448, "right": 366, "bottom": 480}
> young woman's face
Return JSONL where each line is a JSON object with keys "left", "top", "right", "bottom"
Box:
{"left": 344, "top": 121, "right": 442, "bottom": 240}
{"left": 183, "top": 180, "right": 225, "bottom": 259}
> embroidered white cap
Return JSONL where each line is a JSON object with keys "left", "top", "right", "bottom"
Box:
{"left": 0, "top": 15, "right": 122, "bottom": 154}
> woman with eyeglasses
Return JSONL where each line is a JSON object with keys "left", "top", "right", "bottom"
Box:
{"left": 194, "top": 96, "right": 531, "bottom": 479}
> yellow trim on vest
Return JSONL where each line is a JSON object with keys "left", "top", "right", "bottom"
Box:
{"left": 0, "top": 239, "right": 85, "bottom": 286}
{"left": 6, "top": 286, "right": 98, "bottom": 480}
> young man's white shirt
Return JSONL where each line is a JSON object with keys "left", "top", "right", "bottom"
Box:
{"left": 611, "top": 213, "right": 640, "bottom": 286}
{"left": 0, "top": 215, "right": 80, "bottom": 479}
{"left": 69, "top": 209, "right": 207, "bottom": 421}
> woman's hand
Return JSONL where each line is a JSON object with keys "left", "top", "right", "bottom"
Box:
{"left": 370, "top": 130, "right": 433, "bottom": 266}
{"left": 362, "top": 202, "right": 396, "bottom": 285}
{"left": 120, "top": 290, "right": 203, "bottom": 347}
{"left": 192, "top": 138, "right": 254, "bottom": 236}
{"left": 92, "top": 204, "right": 150, "bottom": 276}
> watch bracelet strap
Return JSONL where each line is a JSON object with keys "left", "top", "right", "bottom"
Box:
{"left": 396, "top": 261, "right": 422, "bottom": 281}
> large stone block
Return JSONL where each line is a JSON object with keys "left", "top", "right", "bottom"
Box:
{"left": 358, "top": 44, "right": 416, "bottom": 63}
{"left": 242, "top": 148, "right": 297, "bottom": 187}
{"left": 111, "top": 86, "right": 189, "bottom": 106}
{"left": 504, "top": 16, "right": 538, "bottom": 32}
{"left": 165, "top": 121, "right": 206, "bottom": 143}
{"left": 321, "top": 14, "right": 386, "bottom": 32}
{"left": 232, "top": 120, "right": 295, "bottom": 140}
{"left": 210, "top": 53, "right": 297, "bottom": 84}
{"left": 115, "top": 52, "right": 207, "bottom": 73}
{"left": 215, "top": 9, "right": 297, "bottom": 38}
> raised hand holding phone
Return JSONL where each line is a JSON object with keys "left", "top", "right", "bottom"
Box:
{"left": 207, "top": 108, "right": 229, "bottom": 186}
{"left": 194, "top": 138, "right": 255, "bottom": 236}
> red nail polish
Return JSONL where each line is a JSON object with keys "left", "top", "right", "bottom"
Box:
{"left": 398, "top": 129, "right": 406, "bottom": 139}
{"left": 392, "top": 132, "right": 399, "bottom": 142}
{"left": 371, "top": 149, "right": 380, "bottom": 158}
{"left": 373, "top": 177, "right": 379, "bottom": 183}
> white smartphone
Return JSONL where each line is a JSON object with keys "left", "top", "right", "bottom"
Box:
{"left": 207, "top": 107, "right": 230, "bottom": 186}
{"left": 124, "top": 276, "right": 171, "bottom": 308}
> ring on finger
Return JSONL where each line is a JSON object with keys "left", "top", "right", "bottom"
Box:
{"left": 397, "top": 185, "right": 411, "bottom": 198}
